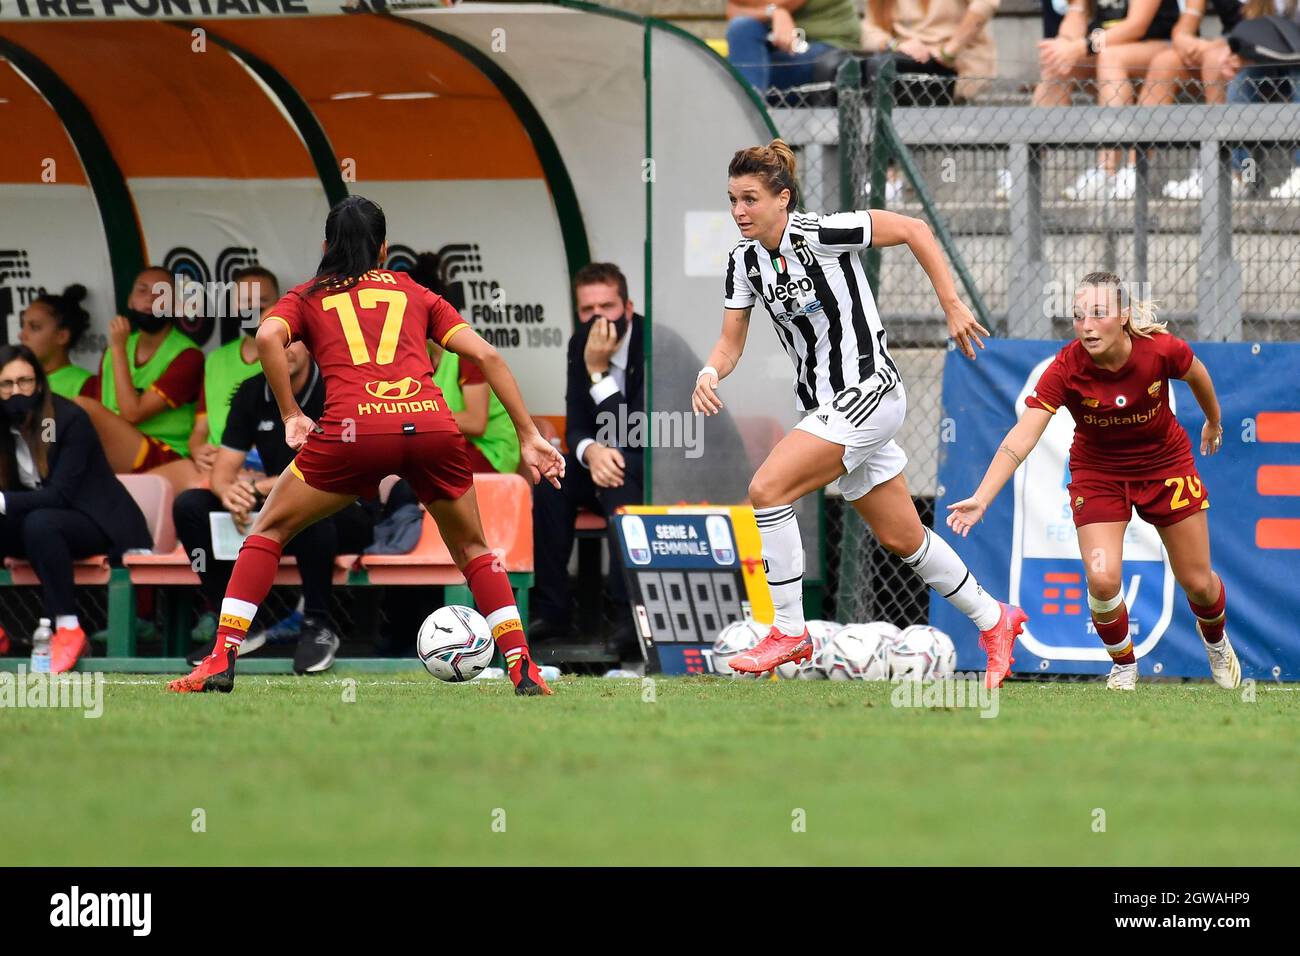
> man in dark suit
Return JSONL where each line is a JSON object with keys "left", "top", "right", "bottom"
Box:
{"left": 531, "top": 264, "right": 644, "bottom": 653}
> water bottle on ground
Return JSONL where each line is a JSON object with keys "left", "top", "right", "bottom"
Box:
{"left": 31, "top": 617, "right": 52, "bottom": 674}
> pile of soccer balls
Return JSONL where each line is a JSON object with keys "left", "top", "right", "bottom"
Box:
{"left": 711, "top": 618, "right": 956, "bottom": 681}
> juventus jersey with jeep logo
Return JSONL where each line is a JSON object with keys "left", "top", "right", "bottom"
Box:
{"left": 723, "top": 209, "right": 898, "bottom": 411}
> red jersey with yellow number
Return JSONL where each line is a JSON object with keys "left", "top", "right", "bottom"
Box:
{"left": 264, "top": 270, "right": 470, "bottom": 438}
{"left": 1025, "top": 332, "right": 1196, "bottom": 480}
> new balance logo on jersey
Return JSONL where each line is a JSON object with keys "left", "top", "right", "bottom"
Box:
{"left": 257, "top": 420, "right": 275, "bottom": 431}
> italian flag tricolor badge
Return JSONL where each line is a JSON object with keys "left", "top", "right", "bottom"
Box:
{"left": 772, "top": 255, "right": 788, "bottom": 274}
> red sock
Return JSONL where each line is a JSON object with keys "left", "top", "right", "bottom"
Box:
{"left": 1189, "top": 576, "right": 1227, "bottom": 643}
{"left": 215, "top": 534, "right": 282, "bottom": 652}
{"left": 1093, "top": 603, "right": 1135, "bottom": 665}
{"left": 463, "top": 552, "right": 527, "bottom": 670}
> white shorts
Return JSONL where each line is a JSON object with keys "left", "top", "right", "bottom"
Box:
{"left": 794, "top": 373, "right": 908, "bottom": 501}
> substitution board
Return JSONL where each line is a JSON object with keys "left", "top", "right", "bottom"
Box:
{"left": 613, "top": 506, "right": 773, "bottom": 675}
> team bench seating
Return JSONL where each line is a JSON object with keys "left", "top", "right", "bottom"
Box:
{"left": 0, "top": 473, "right": 534, "bottom": 658}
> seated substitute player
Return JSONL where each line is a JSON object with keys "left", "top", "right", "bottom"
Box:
{"left": 693, "top": 139, "right": 1026, "bottom": 687}
{"left": 188, "top": 266, "right": 281, "bottom": 472}
{"left": 947, "top": 271, "right": 1240, "bottom": 690}
{"left": 76, "top": 266, "right": 203, "bottom": 493}
{"left": 168, "top": 195, "right": 564, "bottom": 696}
{"left": 19, "top": 284, "right": 97, "bottom": 399}
{"left": 176, "top": 340, "right": 376, "bottom": 674}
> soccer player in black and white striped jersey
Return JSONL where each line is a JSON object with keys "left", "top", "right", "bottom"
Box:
{"left": 692, "top": 140, "right": 1027, "bottom": 688}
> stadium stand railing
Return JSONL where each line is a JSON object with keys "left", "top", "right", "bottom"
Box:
{"left": 766, "top": 63, "right": 1300, "bottom": 627}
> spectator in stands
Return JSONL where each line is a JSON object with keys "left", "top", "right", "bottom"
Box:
{"left": 1154, "top": 0, "right": 1300, "bottom": 198}
{"left": 1042, "top": 0, "right": 1069, "bottom": 38}
{"left": 1212, "top": 1, "right": 1300, "bottom": 198}
{"left": 19, "top": 285, "right": 97, "bottom": 400}
{"left": 405, "top": 252, "right": 520, "bottom": 474}
{"left": 0, "top": 344, "right": 151, "bottom": 672}
{"left": 176, "top": 340, "right": 376, "bottom": 674}
{"left": 1138, "top": 0, "right": 1242, "bottom": 112}
{"left": 530, "top": 263, "right": 645, "bottom": 658}
{"left": 726, "top": 0, "right": 862, "bottom": 94}
{"left": 1228, "top": 2, "right": 1300, "bottom": 199}
{"left": 188, "top": 267, "right": 280, "bottom": 472}
{"left": 76, "top": 266, "right": 203, "bottom": 493}
{"left": 1036, "top": 0, "right": 1181, "bottom": 200}
{"left": 860, "top": 0, "right": 1000, "bottom": 103}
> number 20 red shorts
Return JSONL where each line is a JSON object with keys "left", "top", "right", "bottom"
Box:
{"left": 1067, "top": 467, "right": 1210, "bottom": 529}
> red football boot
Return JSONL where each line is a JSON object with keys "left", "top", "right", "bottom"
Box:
{"left": 979, "top": 603, "right": 1028, "bottom": 689}
{"left": 509, "top": 651, "right": 552, "bottom": 696}
{"left": 729, "top": 626, "right": 813, "bottom": 675}
{"left": 168, "top": 644, "right": 238, "bottom": 693}
{"left": 50, "top": 626, "right": 89, "bottom": 674}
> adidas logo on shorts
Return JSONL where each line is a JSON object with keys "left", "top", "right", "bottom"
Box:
{"left": 816, "top": 413, "right": 829, "bottom": 424}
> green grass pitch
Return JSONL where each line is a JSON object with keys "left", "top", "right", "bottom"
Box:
{"left": 4, "top": 673, "right": 1297, "bottom": 865}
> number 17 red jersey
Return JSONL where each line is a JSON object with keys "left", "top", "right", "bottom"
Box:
{"left": 264, "top": 270, "right": 469, "bottom": 439}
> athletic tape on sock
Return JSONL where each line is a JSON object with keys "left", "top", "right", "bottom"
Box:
{"left": 1088, "top": 590, "right": 1124, "bottom": 615}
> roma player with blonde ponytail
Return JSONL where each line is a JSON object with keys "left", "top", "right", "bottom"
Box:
{"left": 694, "top": 138, "right": 1028, "bottom": 687}
{"left": 949, "top": 271, "right": 1241, "bottom": 691}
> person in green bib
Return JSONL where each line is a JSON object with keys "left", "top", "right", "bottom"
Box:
{"left": 189, "top": 267, "right": 280, "bottom": 473}
{"left": 432, "top": 342, "right": 521, "bottom": 474}
{"left": 75, "top": 266, "right": 204, "bottom": 493}
{"left": 19, "top": 284, "right": 97, "bottom": 400}
{"left": 405, "top": 252, "right": 520, "bottom": 474}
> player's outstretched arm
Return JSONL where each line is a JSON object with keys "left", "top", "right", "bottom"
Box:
{"left": 947, "top": 407, "right": 1053, "bottom": 537}
{"left": 448, "top": 328, "right": 564, "bottom": 489}
{"left": 255, "top": 319, "right": 314, "bottom": 450}
{"left": 1181, "top": 356, "right": 1224, "bottom": 456}
{"left": 693, "top": 307, "right": 751, "bottom": 416}
{"left": 868, "top": 209, "right": 988, "bottom": 360}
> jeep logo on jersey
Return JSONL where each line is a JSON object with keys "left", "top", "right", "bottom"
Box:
{"left": 763, "top": 276, "right": 814, "bottom": 305}
{"left": 365, "top": 377, "right": 422, "bottom": 401}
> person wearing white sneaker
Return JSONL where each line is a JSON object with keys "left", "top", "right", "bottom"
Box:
{"left": 1270, "top": 166, "right": 1300, "bottom": 199}
{"left": 948, "top": 272, "right": 1242, "bottom": 690}
{"left": 1035, "top": 0, "right": 1181, "bottom": 199}
{"left": 1107, "top": 661, "right": 1139, "bottom": 690}
{"left": 1138, "top": 0, "right": 1242, "bottom": 108}
{"left": 1199, "top": 618, "right": 1241, "bottom": 688}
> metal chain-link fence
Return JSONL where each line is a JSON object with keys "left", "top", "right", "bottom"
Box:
{"left": 766, "top": 65, "right": 1300, "bottom": 628}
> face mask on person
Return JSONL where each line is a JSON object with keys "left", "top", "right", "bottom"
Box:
{"left": 125, "top": 307, "right": 170, "bottom": 334}
{"left": 2, "top": 393, "right": 38, "bottom": 426}
{"left": 593, "top": 313, "right": 628, "bottom": 340}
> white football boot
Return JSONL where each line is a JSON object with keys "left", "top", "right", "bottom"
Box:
{"left": 1106, "top": 661, "right": 1138, "bottom": 691}
{"left": 1198, "top": 623, "right": 1242, "bottom": 689}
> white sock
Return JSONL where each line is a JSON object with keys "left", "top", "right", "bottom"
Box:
{"left": 755, "top": 505, "right": 806, "bottom": 636}
{"left": 55, "top": 615, "right": 79, "bottom": 631}
{"left": 902, "top": 528, "right": 1002, "bottom": 632}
